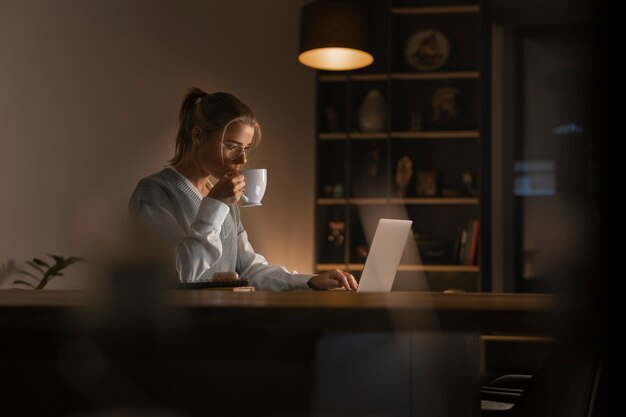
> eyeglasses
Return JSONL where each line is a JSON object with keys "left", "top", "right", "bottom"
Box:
{"left": 219, "top": 140, "right": 254, "bottom": 161}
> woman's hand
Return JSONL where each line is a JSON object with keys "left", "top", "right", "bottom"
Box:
{"left": 208, "top": 171, "right": 245, "bottom": 205}
{"left": 308, "top": 269, "right": 358, "bottom": 291}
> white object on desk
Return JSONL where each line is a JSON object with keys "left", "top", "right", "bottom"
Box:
{"left": 357, "top": 219, "right": 412, "bottom": 293}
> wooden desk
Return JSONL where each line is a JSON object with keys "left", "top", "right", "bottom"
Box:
{"left": 0, "top": 290, "right": 568, "bottom": 416}
{"left": 0, "top": 290, "right": 560, "bottom": 335}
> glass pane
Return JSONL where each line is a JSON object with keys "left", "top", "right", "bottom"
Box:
{"left": 514, "top": 26, "right": 599, "bottom": 293}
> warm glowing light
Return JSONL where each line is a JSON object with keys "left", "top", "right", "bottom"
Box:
{"left": 298, "top": 47, "right": 374, "bottom": 71}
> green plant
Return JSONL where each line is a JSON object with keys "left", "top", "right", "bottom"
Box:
{"left": 15, "top": 254, "right": 85, "bottom": 290}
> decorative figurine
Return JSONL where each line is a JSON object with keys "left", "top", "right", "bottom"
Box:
{"left": 327, "top": 221, "right": 345, "bottom": 247}
{"left": 327, "top": 221, "right": 345, "bottom": 260}
{"left": 358, "top": 88, "right": 386, "bottom": 132}
{"left": 332, "top": 183, "right": 344, "bottom": 198}
{"left": 461, "top": 170, "right": 477, "bottom": 196}
{"left": 395, "top": 156, "right": 413, "bottom": 198}
{"left": 416, "top": 170, "right": 439, "bottom": 196}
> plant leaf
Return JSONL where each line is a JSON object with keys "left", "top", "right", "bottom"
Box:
{"left": 13, "top": 280, "right": 35, "bottom": 288}
{"left": 33, "top": 257, "right": 50, "bottom": 267}
{"left": 66, "top": 257, "right": 86, "bottom": 264}
{"left": 26, "top": 261, "right": 45, "bottom": 275}
{"left": 23, "top": 254, "right": 87, "bottom": 289}
{"left": 46, "top": 253, "right": 70, "bottom": 263}
{"left": 19, "top": 270, "right": 42, "bottom": 281}
{"left": 46, "top": 264, "right": 65, "bottom": 277}
{"left": 47, "top": 258, "right": 84, "bottom": 276}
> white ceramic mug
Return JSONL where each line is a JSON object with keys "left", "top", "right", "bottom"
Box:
{"left": 240, "top": 168, "right": 267, "bottom": 207}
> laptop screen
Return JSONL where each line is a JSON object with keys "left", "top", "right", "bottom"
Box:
{"left": 356, "top": 219, "right": 413, "bottom": 293}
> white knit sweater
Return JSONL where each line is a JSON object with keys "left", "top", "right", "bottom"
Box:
{"left": 128, "top": 168, "right": 311, "bottom": 290}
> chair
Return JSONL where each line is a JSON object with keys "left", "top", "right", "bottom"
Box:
{"left": 480, "top": 333, "right": 604, "bottom": 416}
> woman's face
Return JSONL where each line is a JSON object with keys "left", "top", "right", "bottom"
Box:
{"left": 196, "top": 121, "right": 254, "bottom": 177}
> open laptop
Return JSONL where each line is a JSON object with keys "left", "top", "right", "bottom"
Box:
{"left": 356, "top": 218, "right": 413, "bottom": 292}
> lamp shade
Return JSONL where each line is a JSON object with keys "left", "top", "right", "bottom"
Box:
{"left": 298, "top": 0, "right": 374, "bottom": 71}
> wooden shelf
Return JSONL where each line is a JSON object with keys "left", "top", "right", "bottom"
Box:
{"left": 318, "top": 74, "right": 348, "bottom": 82}
{"left": 391, "top": 71, "right": 479, "bottom": 80}
{"left": 350, "top": 73, "right": 389, "bottom": 81}
{"left": 317, "top": 73, "right": 390, "bottom": 82}
{"left": 391, "top": 5, "right": 480, "bottom": 15}
{"left": 319, "top": 131, "right": 479, "bottom": 140}
{"left": 316, "top": 264, "right": 480, "bottom": 273}
{"left": 398, "top": 265, "right": 479, "bottom": 273}
{"left": 319, "top": 71, "right": 479, "bottom": 82}
{"left": 350, "top": 132, "right": 388, "bottom": 140}
{"left": 318, "top": 132, "right": 388, "bottom": 140}
{"left": 391, "top": 130, "right": 479, "bottom": 139}
{"left": 391, "top": 197, "right": 479, "bottom": 205}
{"left": 319, "top": 132, "right": 348, "bottom": 140}
{"left": 318, "top": 197, "right": 478, "bottom": 206}
{"left": 480, "top": 335, "right": 554, "bottom": 343}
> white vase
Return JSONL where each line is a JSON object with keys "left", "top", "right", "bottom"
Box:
{"left": 358, "top": 88, "right": 386, "bottom": 132}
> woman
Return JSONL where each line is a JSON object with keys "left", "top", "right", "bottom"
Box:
{"left": 129, "top": 88, "right": 357, "bottom": 291}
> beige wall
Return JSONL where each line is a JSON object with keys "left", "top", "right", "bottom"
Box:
{"left": 0, "top": 0, "right": 315, "bottom": 288}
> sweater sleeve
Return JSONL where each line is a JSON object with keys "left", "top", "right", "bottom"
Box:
{"left": 129, "top": 181, "right": 230, "bottom": 283}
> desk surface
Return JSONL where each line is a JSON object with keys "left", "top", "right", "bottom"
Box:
{"left": 0, "top": 290, "right": 561, "bottom": 334}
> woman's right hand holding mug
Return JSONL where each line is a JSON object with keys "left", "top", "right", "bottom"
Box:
{"left": 208, "top": 171, "right": 245, "bottom": 205}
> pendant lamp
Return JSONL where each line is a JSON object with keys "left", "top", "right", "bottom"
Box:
{"left": 298, "top": 0, "right": 374, "bottom": 71}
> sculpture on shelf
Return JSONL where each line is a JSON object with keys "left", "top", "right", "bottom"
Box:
{"left": 332, "top": 183, "right": 344, "bottom": 198}
{"left": 431, "top": 86, "right": 460, "bottom": 130}
{"left": 461, "top": 170, "right": 478, "bottom": 196}
{"left": 327, "top": 221, "right": 345, "bottom": 260}
{"left": 416, "top": 170, "right": 439, "bottom": 196}
{"left": 395, "top": 156, "right": 413, "bottom": 198}
{"left": 327, "top": 221, "right": 345, "bottom": 247}
{"left": 358, "top": 88, "right": 386, "bottom": 132}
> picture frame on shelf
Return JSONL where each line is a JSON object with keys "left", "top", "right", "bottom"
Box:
{"left": 430, "top": 86, "right": 461, "bottom": 130}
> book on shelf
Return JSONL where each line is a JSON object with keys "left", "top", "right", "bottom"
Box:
{"left": 455, "top": 219, "right": 479, "bottom": 265}
{"left": 465, "top": 219, "right": 480, "bottom": 266}
{"left": 453, "top": 227, "right": 465, "bottom": 265}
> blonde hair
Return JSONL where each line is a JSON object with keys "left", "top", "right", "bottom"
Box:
{"left": 169, "top": 88, "right": 261, "bottom": 165}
